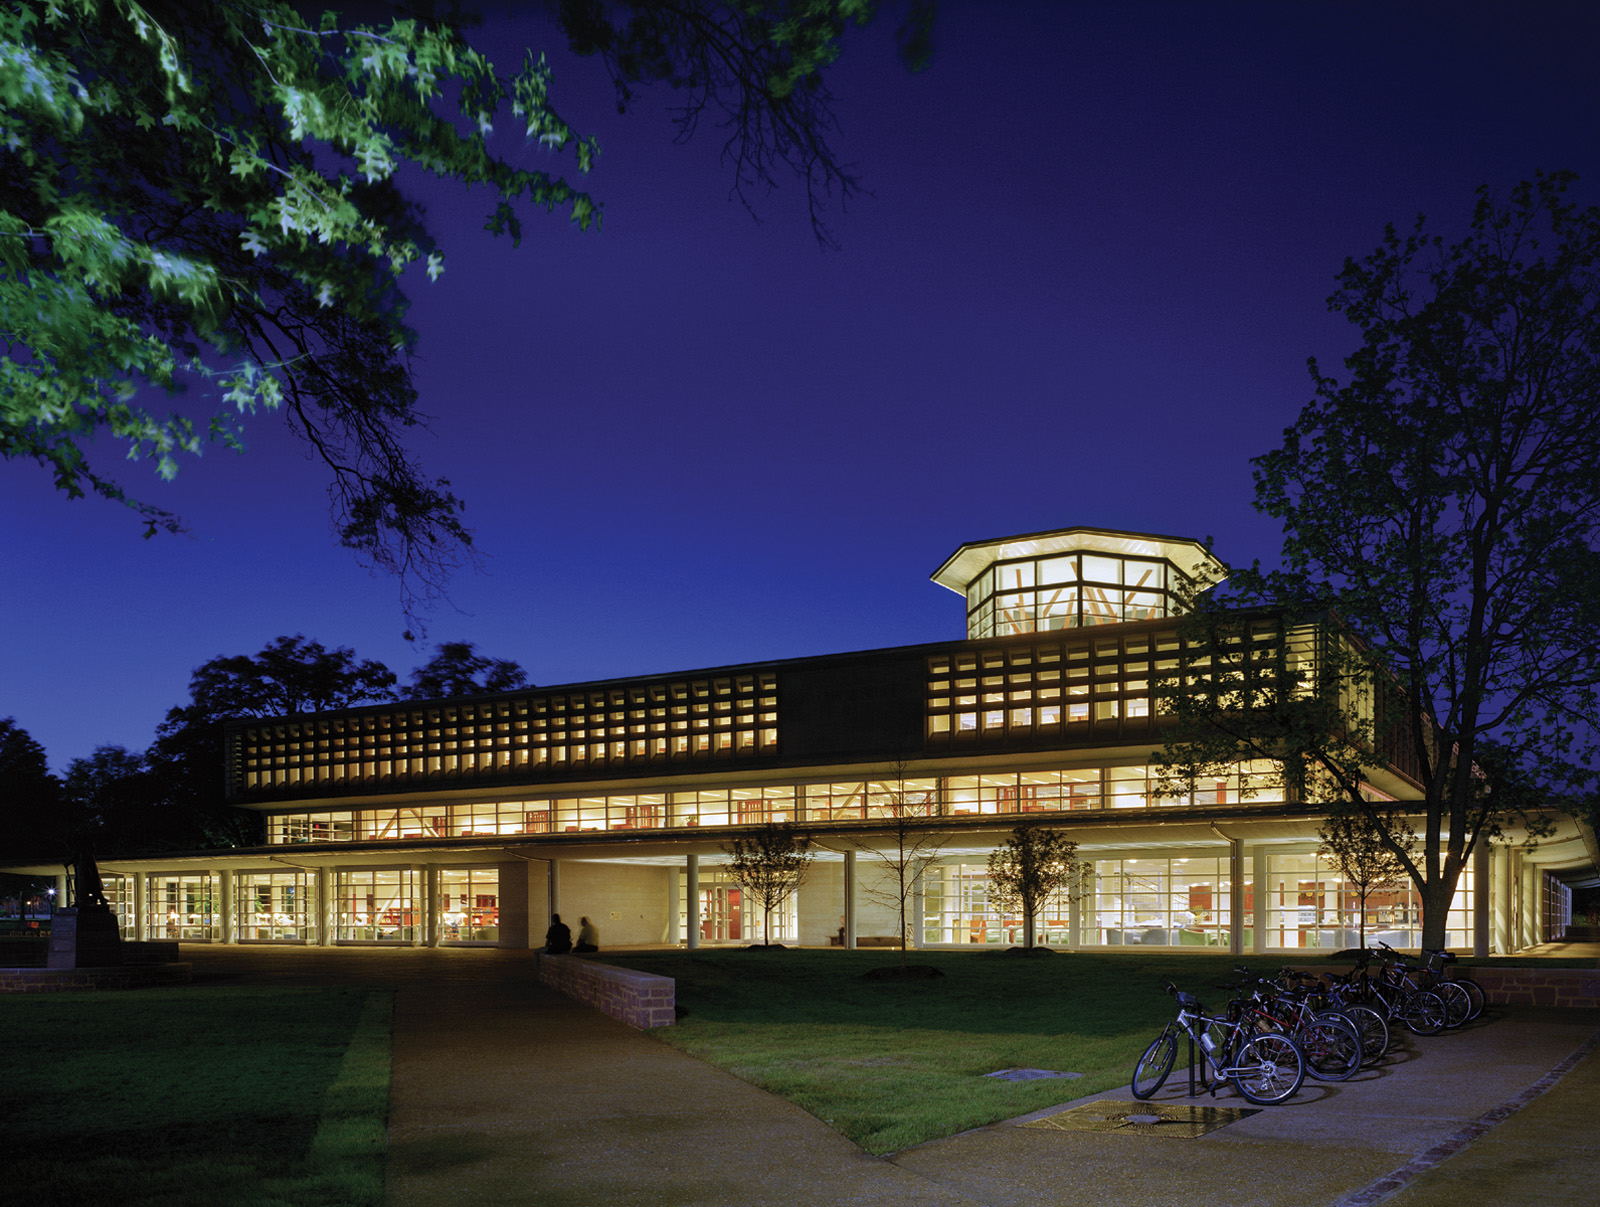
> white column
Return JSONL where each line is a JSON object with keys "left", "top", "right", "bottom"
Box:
{"left": 1250, "top": 846, "right": 1268, "bottom": 953}
{"left": 1492, "top": 844, "right": 1512, "bottom": 954}
{"left": 1472, "top": 842, "right": 1490, "bottom": 957}
{"left": 317, "top": 867, "right": 333, "bottom": 946}
{"left": 686, "top": 854, "right": 699, "bottom": 950}
{"left": 844, "top": 850, "right": 857, "bottom": 949}
{"left": 220, "top": 870, "right": 235, "bottom": 944}
{"left": 910, "top": 868, "right": 924, "bottom": 950}
{"left": 426, "top": 866, "right": 442, "bottom": 947}
{"left": 1519, "top": 856, "right": 1539, "bottom": 949}
{"left": 1227, "top": 838, "right": 1245, "bottom": 956}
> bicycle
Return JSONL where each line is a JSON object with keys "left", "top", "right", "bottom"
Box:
{"left": 1375, "top": 942, "right": 1470, "bottom": 1029}
{"left": 1419, "top": 948, "right": 1486, "bottom": 1022}
{"left": 1215, "top": 967, "right": 1362, "bottom": 1082}
{"left": 1131, "top": 981, "right": 1306, "bottom": 1105}
{"left": 1314, "top": 969, "right": 1391, "bottom": 1063}
{"left": 1353, "top": 946, "right": 1448, "bottom": 1035}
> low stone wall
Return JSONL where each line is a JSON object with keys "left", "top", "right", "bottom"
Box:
{"left": 0, "top": 963, "right": 192, "bottom": 994}
{"left": 537, "top": 955, "right": 675, "bottom": 1029}
{"left": 1468, "top": 967, "right": 1600, "bottom": 1008}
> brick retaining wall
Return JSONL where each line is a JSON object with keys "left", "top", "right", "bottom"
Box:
{"left": 537, "top": 955, "right": 675, "bottom": 1029}
{"left": 0, "top": 963, "right": 192, "bottom": 994}
{"left": 1468, "top": 967, "right": 1600, "bottom": 1008}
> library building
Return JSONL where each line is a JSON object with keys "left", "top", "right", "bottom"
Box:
{"left": 24, "top": 528, "right": 1596, "bottom": 955}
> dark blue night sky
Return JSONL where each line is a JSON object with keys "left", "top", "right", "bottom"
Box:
{"left": 6, "top": 0, "right": 1600, "bottom": 770}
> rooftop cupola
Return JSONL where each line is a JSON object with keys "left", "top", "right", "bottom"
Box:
{"left": 931, "top": 527, "right": 1226, "bottom": 640}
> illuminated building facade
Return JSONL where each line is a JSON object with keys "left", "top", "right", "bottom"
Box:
{"left": 38, "top": 529, "right": 1593, "bottom": 954}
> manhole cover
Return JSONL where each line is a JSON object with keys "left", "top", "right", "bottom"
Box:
{"left": 1022, "top": 1099, "right": 1259, "bottom": 1138}
{"left": 984, "top": 1068, "right": 1084, "bottom": 1082}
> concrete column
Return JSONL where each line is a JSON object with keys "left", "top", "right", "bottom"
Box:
{"left": 1067, "top": 864, "right": 1083, "bottom": 947}
{"left": 133, "top": 873, "right": 146, "bottom": 941}
{"left": 1520, "top": 855, "right": 1540, "bottom": 949}
{"left": 426, "top": 866, "right": 442, "bottom": 947}
{"left": 1472, "top": 842, "right": 1490, "bottom": 957}
{"left": 220, "top": 870, "right": 235, "bottom": 944}
{"left": 1492, "top": 844, "right": 1512, "bottom": 954}
{"left": 1228, "top": 838, "right": 1245, "bottom": 956}
{"left": 1251, "top": 846, "right": 1268, "bottom": 953}
{"left": 549, "top": 859, "right": 562, "bottom": 921}
{"left": 844, "top": 849, "right": 857, "bottom": 949}
{"left": 53, "top": 873, "right": 66, "bottom": 914}
{"left": 317, "top": 867, "right": 333, "bottom": 946}
{"left": 686, "top": 854, "right": 699, "bottom": 951}
{"left": 910, "top": 868, "right": 924, "bottom": 950}
{"left": 666, "top": 864, "right": 680, "bottom": 945}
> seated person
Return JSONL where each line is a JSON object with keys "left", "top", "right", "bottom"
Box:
{"left": 574, "top": 915, "right": 600, "bottom": 953}
{"left": 544, "top": 912, "right": 572, "bottom": 954}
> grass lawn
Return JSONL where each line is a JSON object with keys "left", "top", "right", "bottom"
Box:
{"left": 606, "top": 948, "right": 1271, "bottom": 1154}
{"left": 0, "top": 985, "right": 390, "bottom": 1207}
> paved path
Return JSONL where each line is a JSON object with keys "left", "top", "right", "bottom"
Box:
{"left": 183, "top": 947, "right": 1600, "bottom": 1207}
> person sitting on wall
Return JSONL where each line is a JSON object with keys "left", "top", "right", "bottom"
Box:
{"left": 574, "top": 915, "right": 599, "bottom": 953}
{"left": 544, "top": 912, "right": 572, "bottom": 954}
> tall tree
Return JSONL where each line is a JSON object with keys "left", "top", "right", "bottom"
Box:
{"left": 404, "top": 640, "right": 529, "bottom": 699}
{"left": 1160, "top": 173, "right": 1600, "bottom": 951}
{"left": 986, "top": 824, "right": 1079, "bottom": 952}
{"left": 721, "top": 820, "right": 814, "bottom": 946}
{"left": 0, "top": 717, "right": 65, "bottom": 865}
{"left": 2, "top": 1, "right": 927, "bottom": 617}
{"left": 149, "top": 635, "right": 398, "bottom": 848}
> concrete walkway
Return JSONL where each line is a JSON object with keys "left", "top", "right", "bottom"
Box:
{"left": 182, "top": 947, "right": 1600, "bottom": 1207}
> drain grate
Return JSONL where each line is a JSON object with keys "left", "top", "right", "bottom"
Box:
{"left": 984, "top": 1068, "right": 1084, "bottom": 1082}
{"left": 1022, "top": 1099, "right": 1259, "bottom": 1138}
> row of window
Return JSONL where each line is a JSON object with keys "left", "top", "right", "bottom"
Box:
{"left": 263, "top": 762, "right": 1286, "bottom": 845}
{"left": 234, "top": 674, "right": 781, "bottom": 792}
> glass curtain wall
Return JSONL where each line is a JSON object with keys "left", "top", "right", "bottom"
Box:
{"left": 1260, "top": 852, "right": 1475, "bottom": 949}
{"left": 678, "top": 869, "right": 798, "bottom": 944}
{"left": 439, "top": 867, "right": 499, "bottom": 943}
{"left": 334, "top": 869, "right": 420, "bottom": 943}
{"left": 148, "top": 873, "right": 219, "bottom": 941}
{"left": 235, "top": 871, "right": 310, "bottom": 941}
{"left": 1091, "top": 856, "right": 1233, "bottom": 947}
{"left": 922, "top": 862, "right": 1083, "bottom": 946}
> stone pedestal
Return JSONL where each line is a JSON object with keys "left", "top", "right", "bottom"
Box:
{"left": 47, "top": 907, "right": 124, "bottom": 969}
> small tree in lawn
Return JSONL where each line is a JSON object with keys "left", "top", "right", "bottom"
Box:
{"left": 1319, "top": 805, "right": 1417, "bottom": 951}
{"left": 987, "top": 825, "right": 1081, "bottom": 952}
{"left": 722, "top": 822, "right": 814, "bottom": 948}
{"left": 844, "top": 765, "right": 949, "bottom": 965}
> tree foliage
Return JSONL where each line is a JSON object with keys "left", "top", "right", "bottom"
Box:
{"left": 721, "top": 819, "right": 813, "bottom": 945}
{"left": 556, "top": 0, "right": 934, "bottom": 247}
{"left": 985, "top": 824, "right": 1079, "bottom": 952}
{"left": 2, "top": 0, "right": 603, "bottom": 612}
{"left": 0, "top": 717, "right": 65, "bottom": 865}
{"left": 2, "top": 0, "right": 927, "bottom": 619}
{"left": 1160, "top": 173, "right": 1600, "bottom": 950}
{"left": 403, "top": 639, "right": 528, "bottom": 699}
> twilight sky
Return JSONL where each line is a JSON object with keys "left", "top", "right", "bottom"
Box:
{"left": 6, "top": 0, "right": 1600, "bottom": 773}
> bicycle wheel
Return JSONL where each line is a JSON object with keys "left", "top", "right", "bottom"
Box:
{"left": 1229, "top": 1032, "right": 1305, "bottom": 1105}
{"left": 1131, "top": 1029, "right": 1177, "bottom": 1099}
{"left": 1400, "top": 989, "right": 1447, "bottom": 1035}
{"left": 1433, "top": 981, "right": 1472, "bottom": 1029}
{"left": 1452, "top": 977, "right": 1487, "bottom": 1021}
{"left": 1298, "top": 1014, "right": 1362, "bottom": 1081}
{"left": 1339, "top": 1004, "right": 1390, "bottom": 1063}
